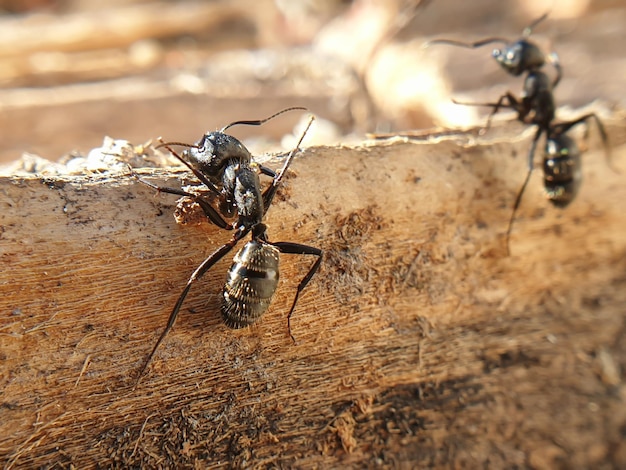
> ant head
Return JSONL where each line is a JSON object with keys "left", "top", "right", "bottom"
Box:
{"left": 492, "top": 40, "right": 545, "bottom": 76}
{"left": 186, "top": 106, "right": 307, "bottom": 184}
{"left": 186, "top": 132, "right": 252, "bottom": 185}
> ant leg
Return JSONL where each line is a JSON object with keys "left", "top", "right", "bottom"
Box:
{"left": 263, "top": 115, "right": 315, "bottom": 213}
{"left": 552, "top": 113, "right": 616, "bottom": 173}
{"left": 270, "top": 242, "right": 323, "bottom": 344}
{"left": 135, "top": 228, "right": 248, "bottom": 386}
{"left": 483, "top": 93, "right": 519, "bottom": 133}
{"left": 526, "top": 126, "right": 543, "bottom": 171}
{"left": 156, "top": 139, "right": 222, "bottom": 196}
{"left": 128, "top": 166, "right": 231, "bottom": 229}
{"left": 258, "top": 165, "right": 276, "bottom": 178}
{"left": 506, "top": 126, "right": 543, "bottom": 255}
{"left": 506, "top": 170, "right": 531, "bottom": 257}
{"left": 453, "top": 92, "right": 520, "bottom": 134}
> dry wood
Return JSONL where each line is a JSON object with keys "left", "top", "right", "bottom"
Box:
{"left": 1, "top": 120, "right": 626, "bottom": 468}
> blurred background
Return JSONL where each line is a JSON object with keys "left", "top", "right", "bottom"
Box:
{"left": 0, "top": 0, "right": 624, "bottom": 165}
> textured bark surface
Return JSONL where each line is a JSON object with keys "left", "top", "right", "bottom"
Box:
{"left": 1, "top": 118, "right": 625, "bottom": 468}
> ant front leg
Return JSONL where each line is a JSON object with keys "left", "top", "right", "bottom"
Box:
{"left": 128, "top": 167, "right": 232, "bottom": 230}
{"left": 270, "top": 241, "right": 323, "bottom": 344}
{"left": 258, "top": 165, "right": 276, "bottom": 178}
{"left": 482, "top": 93, "right": 522, "bottom": 134}
{"left": 453, "top": 92, "right": 521, "bottom": 135}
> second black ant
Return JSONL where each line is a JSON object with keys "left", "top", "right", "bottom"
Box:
{"left": 430, "top": 13, "right": 613, "bottom": 253}
{"left": 132, "top": 109, "right": 321, "bottom": 384}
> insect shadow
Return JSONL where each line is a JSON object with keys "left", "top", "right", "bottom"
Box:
{"left": 131, "top": 109, "right": 320, "bottom": 384}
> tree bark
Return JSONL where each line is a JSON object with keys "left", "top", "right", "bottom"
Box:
{"left": 1, "top": 119, "right": 625, "bottom": 468}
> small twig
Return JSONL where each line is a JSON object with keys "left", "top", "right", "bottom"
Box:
{"left": 74, "top": 355, "right": 91, "bottom": 388}
{"left": 130, "top": 413, "right": 157, "bottom": 459}
{"left": 24, "top": 312, "right": 60, "bottom": 334}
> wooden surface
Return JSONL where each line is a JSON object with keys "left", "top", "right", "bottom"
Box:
{"left": 1, "top": 119, "right": 626, "bottom": 468}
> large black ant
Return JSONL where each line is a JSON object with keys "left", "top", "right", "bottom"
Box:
{"left": 427, "top": 13, "right": 561, "bottom": 88}
{"left": 427, "top": 13, "right": 614, "bottom": 253}
{"left": 133, "top": 110, "right": 321, "bottom": 383}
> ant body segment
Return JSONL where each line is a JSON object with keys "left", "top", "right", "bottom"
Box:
{"left": 133, "top": 110, "right": 320, "bottom": 383}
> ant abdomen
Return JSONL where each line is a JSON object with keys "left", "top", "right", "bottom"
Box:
{"left": 543, "top": 134, "right": 582, "bottom": 207}
{"left": 222, "top": 240, "right": 280, "bottom": 329}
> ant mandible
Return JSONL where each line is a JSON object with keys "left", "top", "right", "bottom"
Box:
{"left": 132, "top": 110, "right": 321, "bottom": 384}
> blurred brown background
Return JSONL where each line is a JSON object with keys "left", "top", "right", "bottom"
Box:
{"left": 0, "top": 0, "right": 624, "bottom": 164}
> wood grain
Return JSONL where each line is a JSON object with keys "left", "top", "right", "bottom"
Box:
{"left": 1, "top": 120, "right": 625, "bottom": 468}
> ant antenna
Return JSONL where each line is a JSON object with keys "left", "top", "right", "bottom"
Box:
{"left": 221, "top": 107, "right": 308, "bottom": 132}
{"left": 155, "top": 141, "right": 197, "bottom": 151}
{"left": 424, "top": 37, "right": 508, "bottom": 49}
{"left": 424, "top": 11, "right": 551, "bottom": 50}
{"left": 154, "top": 107, "right": 309, "bottom": 149}
{"left": 523, "top": 12, "right": 549, "bottom": 37}
{"left": 264, "top": 115, "right": 316, "bottom": 211}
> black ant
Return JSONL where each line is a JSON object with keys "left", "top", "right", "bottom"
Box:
{"left": 429, "top": 13, "right": 614, "bottom": 254}
{"left": 445, "top": 35, "right": 611, "bottom": 254}
{"left": 133, "top": 110, "right": 321, "bottom": 383}
{"left": 427, "top": 13, "right": 561, "bottom": 88}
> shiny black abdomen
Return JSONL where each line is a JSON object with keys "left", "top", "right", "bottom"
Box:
{"left": 222, "top": 241, "right": 280, "bottom": 328}
{"left": 543, "top": 133, "right": 582, "bottom": 207}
